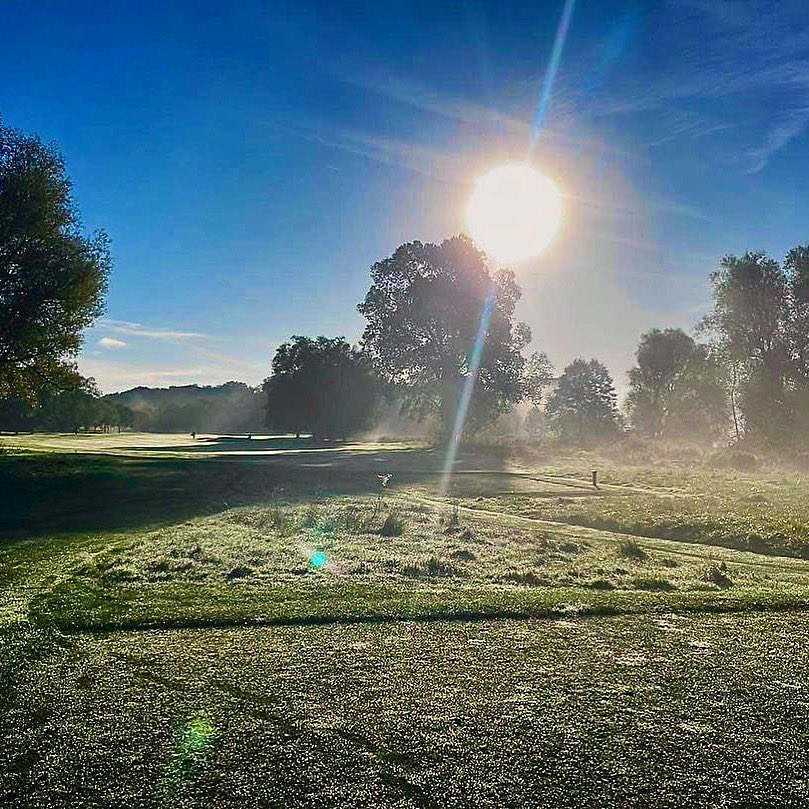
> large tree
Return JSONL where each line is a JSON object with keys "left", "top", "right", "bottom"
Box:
{"left": 700, "top": 252, "right": 792, "bottom": 439}
{"left": 358, "top": 234, "right": 536, "bottom": 435}
{"left": 0, "top": 120, "right": 111, "bottom": 402}
{"left": 785, "top": 245, "right": 809, "bottom": 384}
{"left": 626, "top": 328, "right": 726, "bottom": 439}
{"left": 264, "top": 336, "right": 378, "bottom": 440}
{"left": 546, "top": 358, "right": 620, "bottom": 443}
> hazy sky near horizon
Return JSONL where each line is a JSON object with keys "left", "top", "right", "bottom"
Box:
{"left": 3, "top": 0, "right": 809, "bottom": 395}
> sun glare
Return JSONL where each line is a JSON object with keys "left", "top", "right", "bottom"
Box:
{"left": 466, "top": 164, "right": 563, "bottom": 264}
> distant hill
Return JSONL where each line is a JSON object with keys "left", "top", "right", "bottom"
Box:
{"left": 105, "top": 382, "right": 265, "bottom": 433}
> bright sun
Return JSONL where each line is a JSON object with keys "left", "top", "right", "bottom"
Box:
{"left": 466, "top": 164, "right": 563, "bottom": 264}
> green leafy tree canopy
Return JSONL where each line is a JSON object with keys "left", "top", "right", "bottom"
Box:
{"left": 626, "top": 328, "right": 726, "bottom": 440}
{"left": 546, "top": 358, "right": 620, "bottom": 443}
{"left": 0, "top": 120, "right": 111, "bottom": 402}
{"left": 263, "top": 336, "right": 378, "bottom": 440}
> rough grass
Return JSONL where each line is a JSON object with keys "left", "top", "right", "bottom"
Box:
{"left": 3, "top": 438, "right": 809, "bottom": 632}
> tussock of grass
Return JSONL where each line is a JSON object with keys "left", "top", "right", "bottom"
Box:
{"left": 440, "top": 504, "right": 461, "bottom": 531}
{"left": 632, "top": 576, "right": 677, "bottom": 592}
{"left": 704, "top": 563, "right": 734, "bottom": 589}
{"left": 403, "top": 556, "right": 461, "bottom": 578}
{"left": 299, "top": 504, "right": 319, "bottom": 528}
{"left": 379, "top": 510, "right": 405, "bottom": 537}
{"left": 502, "top": 570, "right": 546, "bottom": 587}
{"left": 342, "top": 506, "right": 370, "bottom": 534}
{"left": 617, "top": 538, "right": 648, "bottom": 561}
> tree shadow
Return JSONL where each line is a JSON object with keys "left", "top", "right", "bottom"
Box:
{"left": 0, "top": 442, "right": 509, "bottom": 541}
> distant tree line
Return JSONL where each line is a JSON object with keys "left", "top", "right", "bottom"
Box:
{"left": 106, "top": 382, "right": 264, "bottom": 434}
{"left": 263, "top": 239, "right": 809, "bottom": 448}
{"left": 3, "top": 116, "right": 809, "bottom": 449}
{"left": 0, "top": 378, "right": 134, "bottom": 433}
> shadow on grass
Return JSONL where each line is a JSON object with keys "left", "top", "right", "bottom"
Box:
{"left": 0, "top": 443, "right": 504, "bottom": 541}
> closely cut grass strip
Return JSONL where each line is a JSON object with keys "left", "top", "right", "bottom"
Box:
{"left": 27, "top": 577, "right": 809, "bottom": 634}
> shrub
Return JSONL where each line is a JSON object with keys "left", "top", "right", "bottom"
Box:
{"left": 710, "top": 450, "right": 760, "bottom": 472}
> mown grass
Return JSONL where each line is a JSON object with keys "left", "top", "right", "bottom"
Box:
{"left": 2, "top": 613, "right": 808, "bottom": 807}
{"left": 3, "top": 436, "right": 809, "bottom": 805}
{"left": 455, "top": 462, "right": 809, "bottom": 558}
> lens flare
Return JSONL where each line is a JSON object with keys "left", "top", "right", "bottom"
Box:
{"left": 310, "top": 551, "right": 328, "bottom": 569}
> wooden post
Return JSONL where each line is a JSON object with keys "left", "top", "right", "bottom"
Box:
{"left": 592, "top": 470, "right": 598, "bottom": 488}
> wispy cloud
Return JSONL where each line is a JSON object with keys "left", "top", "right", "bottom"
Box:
{"left": 100, "top": 319, "right": 208, "bottom": 341}
{"left": 326, "top": 62, "right": 530, "bottom": 136}
{"left": 84, "top": 318, "right": 271, "bottom": 393}
{"left": 745, "top": 107, "right": 809, "bottom": 174}
{"left": 588, "top": 0, "right": 809, "bottom": 172}
{"left": 267, "top": 120, "right": 469, "bottom": 182}
{"left": 98, "top": 337, "right": 127, "bottom": 350}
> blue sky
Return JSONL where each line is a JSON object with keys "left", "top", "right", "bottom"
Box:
{"left": 3, "top": 0, "right": 809, "bottom": 394}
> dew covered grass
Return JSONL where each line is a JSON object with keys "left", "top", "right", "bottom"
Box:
{"left": 2, "top": 434, "right": 809, "bottom": 803}
{"left": 1, "top": 613, "right": 808, "bottom": 807}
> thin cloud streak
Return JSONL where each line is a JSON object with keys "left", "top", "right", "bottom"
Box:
{"left": 99, "top": 319, "right": 208, "bottom": 341}
{"left": 587, "top": 0, "right": 809, "bottom": 171}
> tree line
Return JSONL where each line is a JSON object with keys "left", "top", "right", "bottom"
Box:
{"left": 2, "top": 117, "right": 808, "bottom": 448}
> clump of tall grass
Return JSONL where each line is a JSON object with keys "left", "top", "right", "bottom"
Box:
{"left": 269, "top": 505, "right": 291, "bottom": 535}
{"left": 703, "top": 562, "right": 734, "bottom": 588}
{"left": 617, "top": 538, "right": 648, "bottom": 561}
{"left": 632, "top": 576, "right": 676, "bottom": 591}
{"left": 299, "top": 504, "right": 320, "bottom": 529}
{"left": 403, "top": 556, "right": 460, "bottom": 578}
{"left": 441, "top": 503, "right": 461, "bottom": 533}
{"left": 342, "top": 505, "right": 369, "bottom": 534}
{"left": 503, "top": 570, "right": 545, "bottom": 587}
{"left": 379, "top": 509, "right": 405, "bottom": 537}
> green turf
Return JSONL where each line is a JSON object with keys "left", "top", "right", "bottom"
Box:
{"left": 2, "top": 433, "right": 809, "bottom": 804}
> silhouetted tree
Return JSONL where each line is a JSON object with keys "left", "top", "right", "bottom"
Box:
{"left": 358, "top": 235, "right": 536, "bottom": 436}
{"left": 113, "top": 403, "right": 135, "bottom": 432}
{"left": 546, "top": 358, "right": 620, "bottom": 443}
{"left": 35, "top": 378, "right": 102, "bottom": 432}
{"left": 626, "top": 328, "right": 726, "bottom": 439}
{"left": 0, "top": 120, "right": 111, "bottom": 402}
{"left": 264, "top": 336, "right": 378, "bottom": 440}
{"left": 0, "top": 396, "right": 33, "bottom": 432}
